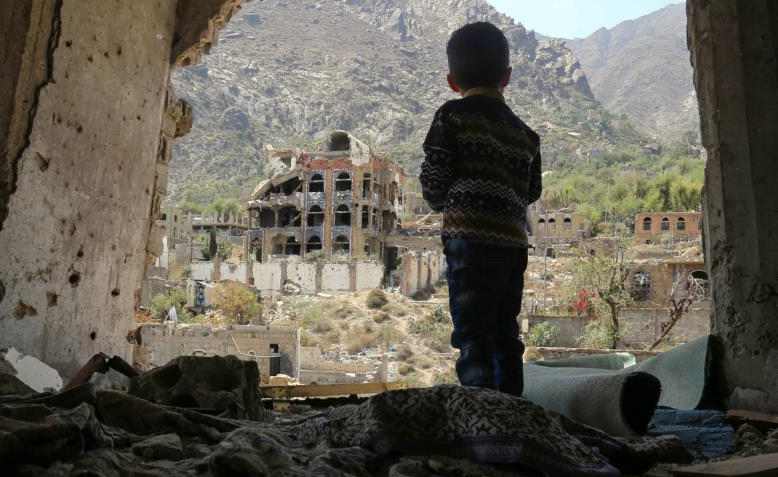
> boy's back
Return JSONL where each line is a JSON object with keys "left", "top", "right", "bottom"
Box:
{"left": 421, "top": 93, "right": 541, "bottom": 247}
{"left": 419, "top": 22, "right": 542, "bottom": 397}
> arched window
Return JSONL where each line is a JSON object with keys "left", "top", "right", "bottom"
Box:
{"left": 279, "top": 206, "right": 301, "bottom": 227}
{"left": 361, "top": 206, "right": 369, "bottom": 229}
{"left": 335, "top": 172, "right": 352, "bottom": 192}
{"left": 564, "top": 217, "right": 573, "bottom": 227}
{"left": 677, "top": 217, "right": 686, "bottom": 231}
{"left": 643, "top": 217, "right": 652, "bottom": 231}
{"left": 333, "top": 235, "right": 350, "bottom": 254}
{"left": 661, "top": 217, "right": 670, "bottom": 231}
{"left": 632, "top": 271, "right": 652, "bottom": 301}
{"left": 309, "top": 173, "right": 324, "bottom": 193}
{"left": 285, "top": 236, "right": 301, "bottom": 256}
{"left": 335, "top": 204, "right": 351, "bottom": 226}
{"left": 538, "top": 218, "right": 546, "bottom": 224}
{"left": 690, "top": 270, "right": 710, "bottom": 298}
{"left": 260, "top": 209, "right": 276, "bottom": 228}
{"left": 307, "top": 205, "right": 324, "bottom": 227}
{"left": 362, "top": 173, "right": 372, "bottom": 199}
{"left": 306, "top": 236, "right": 322, "bottom": 253}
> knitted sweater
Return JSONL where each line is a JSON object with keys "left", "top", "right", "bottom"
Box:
{"left": 419, "top": 93, "right": 542, "bottom": 247}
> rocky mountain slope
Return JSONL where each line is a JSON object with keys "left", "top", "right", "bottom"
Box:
{"left": 170, "top": 0, "right": 639, "bottom": 205}
{"left": 565, "top": 3, "right": 700, "bottom": 144}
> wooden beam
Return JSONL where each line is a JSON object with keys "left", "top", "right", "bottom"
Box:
{"left": 671, "top": 453, "right": 778, "bottom": 477}
{"left": 260, "top": 382, "right": 406, "bottom": 400}
{"left": 727, "top": 410, "right": 778, "bottom": 432}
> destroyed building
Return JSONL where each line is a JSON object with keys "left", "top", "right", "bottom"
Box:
{"left": 528, "top": 205, "right": 593, "bottom": 250}
{"left": 635, "top": 211, "right": 702, "bottom": 244}
{"left": 246, "top": 131, "right": 405, "bottom": 263}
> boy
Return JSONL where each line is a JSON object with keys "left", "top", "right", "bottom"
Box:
{"left": 419, "top": 22, "right": 542, "bottom": 396}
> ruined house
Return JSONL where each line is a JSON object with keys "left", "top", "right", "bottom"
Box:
{"left": 529, "top": 205, "right": 592, "bottom": 249}
{"left": 246, "top": 131, "right": 405, "bottom": 263}
{"left": 635, "top": 211, "right": 702, "bottom": 244}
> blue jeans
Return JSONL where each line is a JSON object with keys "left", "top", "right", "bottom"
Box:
{"left": 445, "top": 239, "right": 528, "bottom": 396}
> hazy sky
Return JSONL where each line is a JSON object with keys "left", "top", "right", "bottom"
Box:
{"left": 490, "top": 0, "right": 685, "bottom": 39}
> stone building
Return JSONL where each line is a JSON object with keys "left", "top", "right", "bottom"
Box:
{"left": 246, "top": 131, "right": 405, "bottom": 263}
{"left": 634, "top": 212, "right": 702, "bottom": 244}
{"left": 628, "top": 258, "right": 709, "bottom": 306}
{"left": 134, "top": 323, "right": 300, "bottom": 382}
{"left": 528, "top": 206, "right": 592, "bottom": 252}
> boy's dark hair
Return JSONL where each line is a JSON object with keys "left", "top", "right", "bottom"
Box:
{"left": 447, "top": 22, "right": 510, "bottom": 90}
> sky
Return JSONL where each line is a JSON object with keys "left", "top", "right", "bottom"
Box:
{"left": 490, "top": 0, "right": 685, "bottom": 39}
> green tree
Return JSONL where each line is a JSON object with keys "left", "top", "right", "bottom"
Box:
{"left": 567, "top": 242, "right": 633, "bottom": 349}
{"left": 149, "top": 288, "right": 189, "bottom": 321}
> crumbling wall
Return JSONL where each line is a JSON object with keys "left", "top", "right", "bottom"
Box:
{"left": 321, "top": 263, "right": 351, "bottom": 292}
{"left": 0, "top": 0, "right": 244, "bottom": 378}
{"left": 355, "top": 261, "right": 384, "bottom": 290}
{"left": 688, "top": 0, "right": 778, "bottom": 412}
{"left": 134, "top": 323, "right": 300, "bottom": 379}
{"left": 287, "top": 261, "right": 318, "bottom": 293}
{"left": 0, "top": 0, "right": 178, "bottom": 377}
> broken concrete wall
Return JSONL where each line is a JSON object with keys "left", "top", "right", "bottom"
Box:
{"left": 253, "top": 261, "right": 283, "bottom": 293}
{"left": 190, "top": 262, "right": 213, "bottom": 281}
{"left": 355, "top": 261, "right": 384, "bottom": 290}
{"left": 0, "top": 0, "right": 244, "bottom": 378}
{"left": 688, "top": 0, "right": 778, "bottom": 413}
{"left": 0, "top": 0, "right": 178, "bottom": 377}
{"left": 321, "top": 263, "right": 351, "bottom": 292}
{"left": 287, "top": 261, "right": 318, "bottom": 294}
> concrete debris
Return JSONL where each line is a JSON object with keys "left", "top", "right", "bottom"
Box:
{"left": 1, "top": 348, "right": 62, "bottom": 393}
{"left": 0, "top": 359, "right": 690, "bottom": 477}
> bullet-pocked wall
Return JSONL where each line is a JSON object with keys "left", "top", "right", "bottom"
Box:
{"left": 0, "top": 0, "right": 243, "bottom": 378}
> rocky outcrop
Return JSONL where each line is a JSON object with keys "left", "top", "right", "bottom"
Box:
{"left": 565, "top": 4, "right": 699, "bottom": 144}
{"left": 170, "top": 0, "right": 636, "bottom": 204}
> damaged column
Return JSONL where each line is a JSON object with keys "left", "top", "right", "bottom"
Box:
{"left": 688, "top": 0, "right": 778, "bottom": 412}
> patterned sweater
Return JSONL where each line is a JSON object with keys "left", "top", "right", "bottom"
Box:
{"left": 420, "top": 92, "right": 542, "bottom": 248}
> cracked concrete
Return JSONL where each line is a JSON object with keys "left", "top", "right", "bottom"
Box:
{"left": 0, "top": 0, "right": 246, "bottom": 379}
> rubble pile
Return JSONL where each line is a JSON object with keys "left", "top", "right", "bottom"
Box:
{"left": 1, "top": 355, "right": 691, "bottom": 476}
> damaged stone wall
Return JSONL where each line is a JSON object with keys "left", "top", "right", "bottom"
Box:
{"left": 0, "top": 0, "right": 244, "bottom": 378}
{"left": 688, "top": 0, "right": 778, "bottom": 412}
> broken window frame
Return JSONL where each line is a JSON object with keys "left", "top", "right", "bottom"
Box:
{"left": 309, "top": 173, "right": 325, "bottom": 193}
{"left": 335, "top": 204, "right": 352, "bottom": 226}
{"left": 335, "top": 172, "right": 352, "bottom": 192}
{"left": 307, "top": 205, "right": 324, "bottom": 227}
{"left": 333, "top": 234, "right": 350, "bottom": 255}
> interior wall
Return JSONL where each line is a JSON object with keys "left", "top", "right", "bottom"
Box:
{"left": 688, "top": 0, "right": 778, "bottom": 412}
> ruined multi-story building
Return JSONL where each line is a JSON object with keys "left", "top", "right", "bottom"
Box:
{"left": 246, "top": 132, "right": 405, "bottom": 263}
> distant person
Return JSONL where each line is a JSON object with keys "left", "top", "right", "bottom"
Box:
{"left": 166, "top": 305, "right": 178, "bottom": 327}
{"left": 420, "top": 22, "right": 542, "bottom": 396}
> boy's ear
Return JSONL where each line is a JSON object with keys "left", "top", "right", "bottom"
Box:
{"left": 500, "top": 67, "right": 513, "bottom": 89}
{"left": 447, "top": 74, "right": 461, "bottom": 93}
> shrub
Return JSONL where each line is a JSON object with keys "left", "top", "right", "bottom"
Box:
{"left": 578, "top": 320, "right": 618, "bottom": 349}
{"left": 398, "top": 363, "right": 415, "bottom": 376}
{"left": 334, "top": 305, "right": 359, "bottom": 320}
{"left": 366, "top": 289, "right": 389, "bottom": 309}
{"left": 396, "top": 344, "right": 414, "bottom": 361}
{"left": 526, "top": 322, "right": 560, "bottom": 347}
{"left": 383, "top": 303, "right": 408, "bottom": 317}
{"left": 313, "top": 319, "right": 333, "bottom": 334}
{"left": 149, "top": 288, "right": 189, "bottom": 321}
{"left": 346, "top": 334, "right": 376, "bottom": 354}
{"left": 211, "top": 282, "right": 262, "bottom": 324}
{"left": 373, "top": 312, "right": 391, "bottom": 323}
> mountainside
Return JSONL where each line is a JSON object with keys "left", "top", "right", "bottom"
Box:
{"left": 170, "top": 0, "right": 640, "bottom": 205}
{"left": 565, "top": 3, "right": 699, "bottom": 144}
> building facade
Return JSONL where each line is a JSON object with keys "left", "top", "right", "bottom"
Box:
{"left": 247, "top": 132, "right": 405, "bottom": 263}
{"left": 529, "top": 206, "right": 592, "bottom": 248}
{"left": 634, "top": 212, "right": 702, "bottom": 244}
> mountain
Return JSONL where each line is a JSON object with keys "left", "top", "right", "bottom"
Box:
{"left": 170, "top": 0, "right": 641, "bottom": 206}
{"left": 564, "top": 3, "right": 699, "bottom": 144}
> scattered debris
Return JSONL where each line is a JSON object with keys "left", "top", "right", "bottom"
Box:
{"left": 0, "top": 347, "right": 63, "bottom": 392}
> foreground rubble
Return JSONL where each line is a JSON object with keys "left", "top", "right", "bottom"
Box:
{"left": 0, "top": 354, "right": 692, "bottom": 476}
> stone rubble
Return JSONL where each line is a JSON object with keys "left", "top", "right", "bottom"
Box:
{"left": 0, "top": 355, "right": 692, "bottom": 476}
